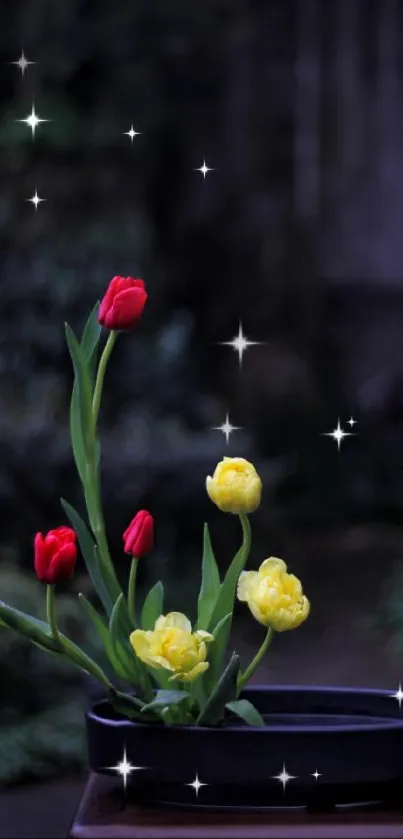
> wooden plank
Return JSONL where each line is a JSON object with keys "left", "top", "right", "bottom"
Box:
{"left": 69, "top": 774, "right": 403, "bottom": 839}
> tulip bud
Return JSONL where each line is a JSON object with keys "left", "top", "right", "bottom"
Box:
{"left": 34, "top": 526, "right": 77, "bottom": 584}
{"left": 206, "top": 457, "right": 262, "bottom": 514}
{"left": 98, "top": 276, "right": 147, "bottom": 331}
{"left": 123, "top": 510, "right": 154, "bottom": 558}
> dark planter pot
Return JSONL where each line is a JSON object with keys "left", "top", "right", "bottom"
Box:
{"left": 86, "top": 685, "right": 403, "bottom": 811}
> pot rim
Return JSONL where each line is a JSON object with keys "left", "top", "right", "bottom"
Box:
{"left": 87, "top": 684, "right": 403, "bottom": 734}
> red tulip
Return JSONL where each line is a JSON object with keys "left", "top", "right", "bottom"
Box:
{"left": 34, "top": 526, "right": 77, "bottom": 584}
{"left": 98, "top": 276, "right": 147, "bottom": 331}
{"left": 123, "top": 510, "right": 154, "bottom": 557}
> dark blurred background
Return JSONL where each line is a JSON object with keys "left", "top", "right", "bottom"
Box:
{"left": 1, "top": 0, "right": 403, "bottom": 825}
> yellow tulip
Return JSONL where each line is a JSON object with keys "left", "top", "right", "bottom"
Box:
{"left": 130, "top": 612, "right": 214, "bottom": 683}
{"left": 206, "top": 457, "right": 262, "bottom": 514}
{"left": 237, "top": 557, "right": 310, "bottom": 631}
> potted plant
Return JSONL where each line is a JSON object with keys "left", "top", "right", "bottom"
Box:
{"left": 1, "top": 275, "right": 403, "bottom": 812}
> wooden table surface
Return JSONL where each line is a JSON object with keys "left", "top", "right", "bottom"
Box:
{"left": 69, "top": 773, "right": 403, "bottom": 839}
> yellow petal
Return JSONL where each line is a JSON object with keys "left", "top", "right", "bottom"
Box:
{"left": 194, "top": 630, "right": 214, "bottom": 643}
{"left": 174, "top": 661, "right": 210, "bottom": 682}
{"left": 259, "top": 557, "right": 287, "bottom": 577}
{"left": 154, "top": 612, "right": 192, "bottom": 633}
{"left": 247, "top": 598, "right": 270, "bottom": 626}
{"left": 237, "top": 570, "right": 257, "bottom": 601}
{"left": 164, "top": 612, "right": 192, "bottom": 632}
{"left": 130, "top": 629, "right": 152, "bottom": 660}
{"left": 147, "top": 654, "right": 176, "bottom": 671}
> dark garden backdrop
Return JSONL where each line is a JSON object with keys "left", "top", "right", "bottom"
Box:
{"left": 1, "top": 0, "right": 403, "bottom": 790}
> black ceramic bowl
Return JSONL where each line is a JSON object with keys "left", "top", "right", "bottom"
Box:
{"left": 86, "top": 685, "right": 403, "bottom": 810}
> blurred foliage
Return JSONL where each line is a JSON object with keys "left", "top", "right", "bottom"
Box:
{"left": 0, "top": 563, "right": 93, "bottom": 783}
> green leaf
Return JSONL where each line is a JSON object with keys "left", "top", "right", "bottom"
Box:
{"left": 0, "top": 600, "right": 59, "bottom": 652}
{"left": 225, "top": 699, "right": 265, "bottom": 727}
{"left": 70, "top": 383, "right": 87, "bottom": 485}
{"left": 80, "top": 301, "right": 101, "bottom": 380}
{"left": 206, "top": 517, "right": 251, "bottom": 673}
{"left": 141, "top": 581, "right": 164, "bottom": 631}
{"left": 196, "top": 523, "right": 221, "bottom": 631}
{"left": 109, "top": 594, "right": 140, "bottom": 684}
{"left": 141, "top": 689, "right": 191, "bottom": 713}
{"left": 196, "top": 653, "right": 240, "bottom": 726}
{"left": 78, "top": 593, "right": 129, "bottom": 682}
{"left": 107, "top": 688, "right": 155, "bottom": 721}
{"left": 0, "top": 599, "right": 110, "bottom": 686}
{"left": 202, "top": 611, "right": 232, "bottom": 693}
{"left": 61, "top": 498, "right": 114, "bottom": 618}
{"left": 70, "top": 304, "right": 102, "bottom": 483}
{"left": 65, "top": 323, "right": 94, "bottom": 457}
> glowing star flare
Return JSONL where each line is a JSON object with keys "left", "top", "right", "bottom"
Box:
{"left": 11, "top": 50, "right": 35, "bottom": 76}
{"left": 186, "top": 773, "right": 208, "bottom": 798}
{"left": 322, "top": 419, "right": 353, "bottom": 450}
{"left": 391, "top": 683, "right": 403, "bottom": 710}
{"left": 107, "top": 748, "right": 145, "bottom": 790}
{"left": 212, "top": 412, "right": 242, "bottom": 445}
{"left": 194, "top": 160, "right": 213, "bottom": 178}
{"left": 17, "top": 104, "right": 49, "bottom": 138}
{"left": 124, "top": 125, "right": 142, "bottom": 143}
{"left": 312, "top": 770, "right": 322, "bottom": 780}
{"left": 220, "top": 322, "right": 264, "bottom": 368}
{"left": 272, "top": 764, "right": 297, "bottom": 791}
{"left": 26, "top": 190, "right": 46, "bottom": 211}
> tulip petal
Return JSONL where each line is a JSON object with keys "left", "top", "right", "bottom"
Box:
{"left": 237, "top": 570, "right": 257, "bottom": 601}
{"left": 194, "top": 630, "right": 214, "bottom": 643}
{"left": 130, "top": 629, "right": 152, "bottom": 660}
{"left": 48, "top": 543, "right": 77, "bottom": 583}
{"left": 259, "top": 557, "right": 287, "bottom": 577}
{"left": 34, "top": 532, "right": 49, "bottom": 581}
{"left": 155, "top": 612, "right": 192, "bottom": 633}
{"left": 172, "top": 661, "right": 209, "bottom": 682}
{"left": 104, "top": 287, "right": 147, "bottom": 330}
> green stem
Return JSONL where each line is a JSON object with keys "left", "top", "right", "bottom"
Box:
{"left": 128, "top": 558, "right": 138, "bottom": 628}
{"left": 84, "top": 329, "right": 122, "bottom": 606}
{"left": 46, "top": 586, "right": 113, "bottom": 690}
{"left": 46, "top": 585, "right": 61, "bottom": 644}
{"left": 239, "top": 511, "right": 251, "bottom": 565}
{"left": 59, "top": 634, "right": 114, "bottom": 690}
{"left": 237, "top": 628, "right": 273, "bottom": 695}
{"left": 92, "top": 331, "right": 118, "bottom": 429}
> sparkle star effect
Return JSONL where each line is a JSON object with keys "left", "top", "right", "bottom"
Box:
{"left": 347, "top": 416, "right": 357, "bottom": 428}
{"left": 17, "top": 104, "right": 49, "bottom": 138}
{"left": 10, "top": 50, "right": 35, "bottom": 77}
{"left": 124, "top": 125, "right": 142, "bottom": 143}
{"left": 212, "top": 412, "right": 242, "bottom": 445}
{"left": 186, "top": 773, "right": 208, "bottom": 798}
{"left": 106, "top": 748, "right": 145, "bottom": 790}
{"left": 26, "top": 190, "right": 46, "bottom": 211}
{"left": 322, "top": 419, "right": 353, "bottom": 451}
{"left": 391, "top": 683, "right": 403, "bottom": 710}
{"left": 311, "top": 770, "right": 322, "bottom": 780}
{"left": 272, "top": 764, "right": 297, "bottom": 791}
{"left": 194, "top": 160, "right": 214, "bottom": 178}
{"left": 219, "top": 322, "right": 264, "bottom": 368}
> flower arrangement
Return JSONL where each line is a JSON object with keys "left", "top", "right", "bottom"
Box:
{"left": 0, "top": 277, "right": 310, "bottom": 728}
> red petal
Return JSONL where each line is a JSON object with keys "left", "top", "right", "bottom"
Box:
{"left": 99, "top": 276, "right": 125, "bottom": 324}
{"left": 104, "top": 287, "right": 147, "bottom": 330}
{"left": 53, "top": 526, "right": 76, "bottom": 544}
{"left": 138, "top": 514, "right": 154, "bottom": 555}
{"left": 48, "top": 543, "right": 77, "bottom": 583}
{"left": 34, "top": 532, "right": 50, "bottom": 581}
{"left": 123, "top": 520, "right": 141, "bottom": 554}
{"left": 99, "top": 277, "right": 144, "bottom": 325}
